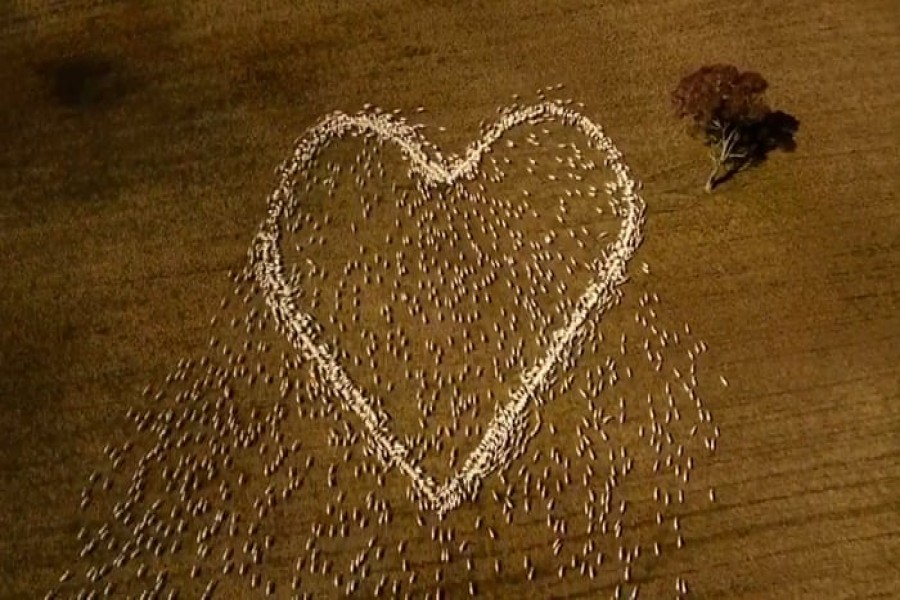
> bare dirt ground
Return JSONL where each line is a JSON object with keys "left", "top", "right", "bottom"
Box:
{"left": 1, "top": 1, "right": 898, "bottom": 598}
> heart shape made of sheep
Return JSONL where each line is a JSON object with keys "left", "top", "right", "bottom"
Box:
{"left": 251, "top": 101, "right": 645, "bottom": 514}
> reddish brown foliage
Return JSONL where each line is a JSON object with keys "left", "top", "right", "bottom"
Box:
{"left": 672, "top": 64, "right": 771, "bottom": 140}
{"left": 671, "top": 65, "right": 799, "bottom": 191}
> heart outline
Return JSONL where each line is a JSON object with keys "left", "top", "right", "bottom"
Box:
{"left": 251, "top": 101, "right": 645, "bottom": 514}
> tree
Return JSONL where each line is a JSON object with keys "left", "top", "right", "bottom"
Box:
{"left": 671, "top": 64, "right": 797, "bottom": 192}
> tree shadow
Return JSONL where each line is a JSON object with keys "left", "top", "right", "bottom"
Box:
{"left": 34, "top": 55, "right": 131, "bottom": 110}
{"left": 717, "top": 110, "right": 800, "bottom": 187}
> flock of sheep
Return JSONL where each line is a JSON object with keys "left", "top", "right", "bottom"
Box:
{"left": 54, "top": 95, "right": 722, "bottom": 599}
{"left": 253, "top": 100, "right": 646, "bottom": 514}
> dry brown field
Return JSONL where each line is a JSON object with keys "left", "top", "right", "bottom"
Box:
{"left": 1, "top": 1, "right": 898, "bottom": 598}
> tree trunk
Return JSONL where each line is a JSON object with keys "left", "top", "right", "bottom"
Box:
{"left": 705, "top": 127, "right": 739, "bottom": 193}
{"left": 705, "top": 161, "right": 719, "bottom": 193}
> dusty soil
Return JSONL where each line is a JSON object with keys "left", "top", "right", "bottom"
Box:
{"left": 1, "top": 1, "right": 898, "bottom": 598}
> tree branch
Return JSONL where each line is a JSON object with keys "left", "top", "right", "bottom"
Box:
{"left": 720, "top": 126, "right": 741, "bottom": 163}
